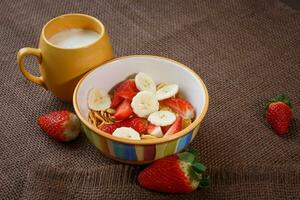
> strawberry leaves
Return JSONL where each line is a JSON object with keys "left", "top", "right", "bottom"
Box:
{"left": 178, "top": 148, "right": 210, "bottom": 189}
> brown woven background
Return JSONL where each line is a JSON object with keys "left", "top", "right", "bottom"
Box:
{"left": 0, "top": 0, "right": 299, "bottom": 199}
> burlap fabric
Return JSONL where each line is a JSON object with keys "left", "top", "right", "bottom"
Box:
{"left": 0, "top": 0, "right": 299, "bottom": 199}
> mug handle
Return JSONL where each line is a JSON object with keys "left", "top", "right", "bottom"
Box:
{"left": 17, "top": 47, "right": 46, "bottom": 88}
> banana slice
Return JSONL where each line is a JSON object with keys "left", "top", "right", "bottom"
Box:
{"left": 88, "top": 88, "right": 111, "bottom": 111}
{"left": 148, "top": 110, "right": 176, "bottom": 126}
{"left": 135, "top": 72, "right": 156, "bottom": 93}
{"left": 131, "top": 91, "right": 159, "bottom": 118}
{"left": 156, "top": 84, "right": 179, "bottom": 100}
{"left": 112, "top": 127, "right": 141, "bottom": 140}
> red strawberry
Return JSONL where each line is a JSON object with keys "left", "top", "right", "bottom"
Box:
{"left": 138, "top": 149, "right": 209, "bottom": 193}
{"left": 114, "top": 99, "right": 133, "bottom": 120}
{"left": 98, "top": 122, "right": 122, "bottom": 134}
{"left": 111, "top": 95, "right": 123, "bottom": 108}
{"left": 160, "top": 98, "right": 195, "bottom": 119}
{"left": 37, "top": 110, "right": 80, "bottom": 142}
{"left": 111, "top": 80, "right": 138, "bottom": 108}
{"left": 164, "top": 116, "right": 182, "bottom": 136}
{"left": 161, "top": 125, "right": 171, "bottom": 134}
{"left": 99, "top": 117, "right": 147, "bottom": 134}
{"left": 124, "top": 117, "right": 148, "bottom": 133}
{"left": 147, "top": 123, "right": 163, "bottom": 137}
{"left": 265, "top": 95, "right": 292, "bottom": 136}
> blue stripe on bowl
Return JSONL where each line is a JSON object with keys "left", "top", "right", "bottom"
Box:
{"left": 111, "top": 141, "right": 137, "bottom": 161}
{"left": 176, "top": 130, "right": 193, "bottom": 152}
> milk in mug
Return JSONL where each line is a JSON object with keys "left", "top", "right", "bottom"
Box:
{"left": 48, "top": 28, "right": 100, "bottom": 48}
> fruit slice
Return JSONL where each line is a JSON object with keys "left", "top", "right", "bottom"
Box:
{"left": 116, "top": 79, "right": 138, "bottom": 99}
{"left": 112, "top": 127, "right": 141, "bottom": 140}
{"left": 98, "top": 117, "right": 147, "bottom": 134}
{"left": 148, "top": 111, "right": 176, "bottom": 126}
{"left": 147, "top": 123, "right": 164, "bottom": 138}
{"left": 160, "top": 98, "right": 195, "bottom": 119}
{"left": 131, "top": 91, "right": 159, "bottom": 118}
{"left": 124, "top": 117, "right": 148, "bottom": 133}
{"left": 111, "top": 94, "right": 123, "bottom": 108}
{"left": 164, "top": 116, "right": 182, "bottom": 137}
{"left": 88, "top": 88, "right": 111, "bottom": 111}
{"left": 98, "top": 122, "right": 122, "bottom": 134}
{"left": 111, "top": 79, "right": 138, "bottom": 108}
{"left": 135, "top": 72, "right": 156, "bottom": 93}
{"left": 114, "top": 99, "right": 133, "bottom": 120}
{"left": 156, "top": 84, "right": 179, "bottom": 100}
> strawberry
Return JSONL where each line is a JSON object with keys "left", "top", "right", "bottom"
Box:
{"left": 124, "top": 117, "right": 148, "bottom": 133}
{"left": 111, "top": 95, "right": 123, "bottom": 109}
{"left": 160, "top": 98, "right": 195, "bottom": 119}
{"left": 114, "top": 99, "right": 133, "bottom": 120}
{"left": 37, "top": 110, "right": 80, "bottom": 142}
{"left": 147, "top": 123, "right": 163, "bottom": 137}
{"left": 164, "top": 116, "right": 182, "bottom": 136}
{"left": 99, "top": 117, "right": 147, "bottom": 134}
{"left": 265, "top": 95, "right": 292, "bottom": 136}
{"left": 111, "top": 79, "right": 138, "bottom": 108}
{"left": 138, "top": 149, "right": 209, "bottom": 193}
{"left": 98, "top": 122, "right": 122, "bottom": 134}
{"left": 161, "top": 125, "right": 171, "bottom": 134}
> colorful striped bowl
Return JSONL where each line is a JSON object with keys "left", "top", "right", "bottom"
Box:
{"left": 73, "top": 55, "right": 209, "bottom": 164}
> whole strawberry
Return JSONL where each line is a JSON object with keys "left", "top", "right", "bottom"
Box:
{"left": 138, "top": 149, "right": 209, "bottom": 193}
{"left": 265, "top": 95, "right": 292, "bottom": 136}
{"left": 37, "top": 110, "right": 81, "bottom": 142}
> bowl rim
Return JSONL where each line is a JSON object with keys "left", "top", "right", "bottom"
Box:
{"left": 73, "top": 55, "right": 209, "bottom": 145}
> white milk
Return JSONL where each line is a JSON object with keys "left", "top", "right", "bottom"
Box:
{"left": 48, "top": 28, "right": 100, "bottom": 48}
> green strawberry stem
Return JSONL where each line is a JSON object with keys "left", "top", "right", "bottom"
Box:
{"left": 178, "top": 149, "right": 209, "bottom": 189}
{"left": 265, "top": 95, "right": 292, "bottom": 110}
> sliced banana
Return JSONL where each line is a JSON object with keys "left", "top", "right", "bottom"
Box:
{"left": 131, "top": 91, "right": 159, "bottom": 118}
{"left": 112, "top": 127, "right": 141, "bottom": 140}
{"left": 88, "top": 88, "right": 111, "bottom": 111}
{"left": 148, "top": 110, "right": 176, "bottom": 126}
{"left": 156, "top": 84, "right": 179, "bottom": 100}
{"left": 135, "top": 72, "right": 156, "bottom": 93}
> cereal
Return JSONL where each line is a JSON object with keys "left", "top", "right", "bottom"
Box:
{"left": 87, "top": 72, "right": 196, "bottom": 140}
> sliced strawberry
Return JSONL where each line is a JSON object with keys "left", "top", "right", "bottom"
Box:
{"left": 111, "top": 95, "right": 123, "bottom": 108}
{"left": 160, "top": 98, "right": 195, "bottom": 119}
{"left": 164, "top": 116, "right": 182, "bottom": 136}
{"left": 111, "top": 79, "right": 138, "bottom": 108}
{"left": 125, "top": 117, "right": 148, "bottom": 134}
{"left": 99, "top": 117, "right": 147, "bottom": 134}
{"left": 161, "top": 125, "right": 171, "bottom": 134}
{"left": 98, "top": 122, "right": 122, "bottom": 134}
{"left": 147, "top": 123, "right": 163, "bottom": 137}
{"left": 114, "top": 99, "right": 133, "bottom": 120}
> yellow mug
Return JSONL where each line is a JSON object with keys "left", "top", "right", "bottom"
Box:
{"left": 17, "top": 14, "right": 114, "bottom": 102}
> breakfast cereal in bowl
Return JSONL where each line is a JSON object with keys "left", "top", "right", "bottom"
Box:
{"left": 73, "top": 55, "right": 208, "bottom": 164}
{"left": 87, "top": 72, "right": 196, "bottom": 141}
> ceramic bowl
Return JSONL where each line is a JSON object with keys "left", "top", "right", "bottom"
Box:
{"left": 73, "top": 55, "right": 209, "bottom": 164}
